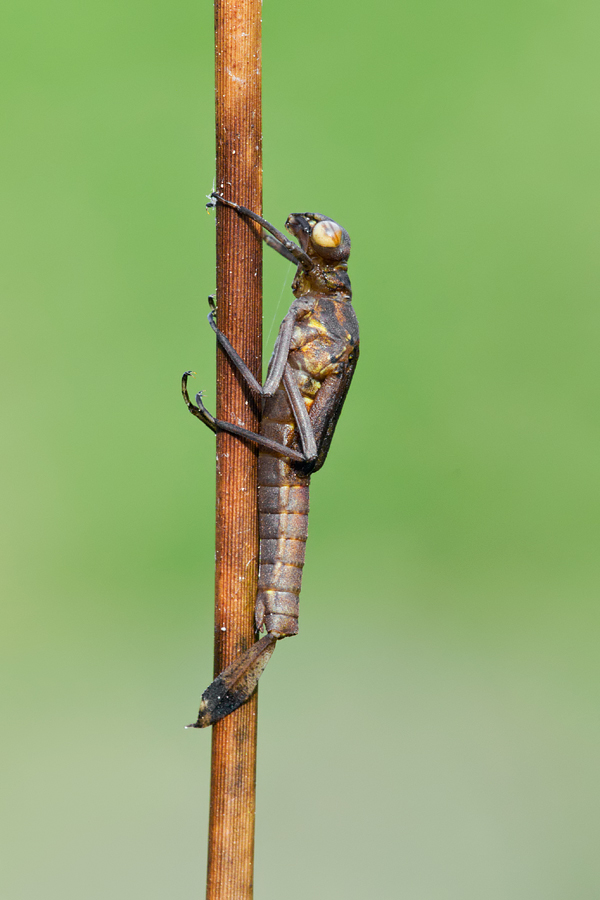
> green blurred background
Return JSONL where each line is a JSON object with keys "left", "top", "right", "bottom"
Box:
{"left": 2, "top": 0, "right": 600, "bottom": 896}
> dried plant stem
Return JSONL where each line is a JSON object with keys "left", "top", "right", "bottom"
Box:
{"left": 206, "top": 1, "right": 262, "bottom": 899}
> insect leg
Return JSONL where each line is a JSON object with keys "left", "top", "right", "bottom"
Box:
{"left": 262, "top": 312, "right": 297, "bottom": 395}
{"left": 283, "top": 364, "right": 317, "bottom": 461}
{"left": 182, "top": 372, "right": 306, "bottom": 462}
{"left": 263, "top": 233, "right": 304, "bottom": 265}
{"left": 207, "top": 296, "right": 297, "bottom": 398}
{"left": 207, "top": 301, "right": 263, "bottom": 396}
{"left": 210, "top": 192, "right": 312, "bottom": 270}
{"left": 181, "top": 372, "right": 218, "bottom": 432}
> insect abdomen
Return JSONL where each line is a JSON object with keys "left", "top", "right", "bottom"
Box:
{"left": 257, "top": 389, "right": 310, "bottom": 637}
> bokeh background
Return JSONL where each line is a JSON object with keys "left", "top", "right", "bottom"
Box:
{"left": 2, "top": 0, "right": 600, "bottom": 897}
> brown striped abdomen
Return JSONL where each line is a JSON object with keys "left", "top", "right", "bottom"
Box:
{"left": 257, "top": 386, "right": 310, "bottom": 637}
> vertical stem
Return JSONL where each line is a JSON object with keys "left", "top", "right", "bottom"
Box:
{"left": 207, "top": 2, "right": 262, "bottom": 900}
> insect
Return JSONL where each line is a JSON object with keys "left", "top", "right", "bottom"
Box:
{"left": 182, "top": 193, "right": 359, "bottom": 726}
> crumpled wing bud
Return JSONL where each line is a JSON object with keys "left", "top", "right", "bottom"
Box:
{"left": 187, "top": 633, "right": 278, "bottom": 728}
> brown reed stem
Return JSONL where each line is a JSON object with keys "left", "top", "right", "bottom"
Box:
{"left": 206, "top": 1, "right": 262, "bottom": 898}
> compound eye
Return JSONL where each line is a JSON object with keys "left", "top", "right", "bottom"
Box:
{"left": 312, "top": 220, "right": 343, "bottom": 248}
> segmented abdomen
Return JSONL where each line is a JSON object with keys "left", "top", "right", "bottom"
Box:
{"left": 256, "top": 386, "right": 310, "bottom": 637}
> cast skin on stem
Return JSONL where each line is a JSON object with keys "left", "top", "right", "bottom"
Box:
{"left": 184, "top": 194, "right": 359, "bottom": 726}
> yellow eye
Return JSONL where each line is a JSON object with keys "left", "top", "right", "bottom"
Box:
{"left": 312, "top": 220, "right": 343, "bottom": 248}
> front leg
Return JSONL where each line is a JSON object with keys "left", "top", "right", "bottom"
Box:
{"left": 210, "top": 193, "right": 312, "bottom": 271}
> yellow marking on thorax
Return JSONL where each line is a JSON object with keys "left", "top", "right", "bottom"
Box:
{"left": 307, "top": 317, "right": 329, "bottom": 334}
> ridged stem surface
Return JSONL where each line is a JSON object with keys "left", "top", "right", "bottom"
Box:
{"left": 207, "top": 1, "right": 262, "bottom": 898}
